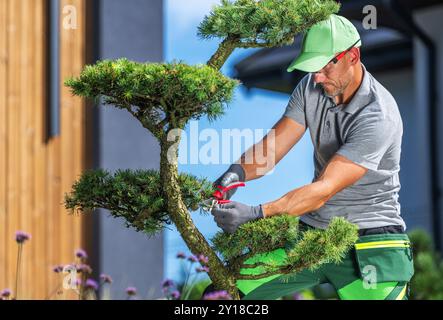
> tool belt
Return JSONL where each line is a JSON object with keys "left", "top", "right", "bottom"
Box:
{"left": 354, "top": 232, "right": 414, "bottom": 283}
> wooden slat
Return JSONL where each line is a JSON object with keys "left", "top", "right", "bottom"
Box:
{"left": 72, "top": 0, "right": 84, "bottom": 255}
{"left": 33, "top": 0, "right": 48, "bottom": 299}
{"left": 60, "top": 0, "right": 89, "bottom": 266}
{"left": 81, "top": 0, "right": 95, "bottom": 259}
{"left": 47, "top": 136, "right": 61, "bottom": 299}
{"left": 7, "top": 0, "right": 22, "bottom": 295}
{"left": 44, "top": 1, "right": 61, "bottom": 298}
{"left": 73, "top": 0, "right": 85, "bottom": 256}
{"left": 0, "top": 0, "right": 9, "bottom": 288}
{"left": 60, "top": 0, "right": 75, "bottom": 266}
{"left": 19, "top": 0, "right": 36, "bottom": 299}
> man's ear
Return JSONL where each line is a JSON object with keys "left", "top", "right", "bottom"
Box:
{"left": 348, "top": 47, "right": 360, "bottom": 65}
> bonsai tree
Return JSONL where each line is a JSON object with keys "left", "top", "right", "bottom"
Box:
{"left": 64, "top": 0, "right": 358, "bottom": 300}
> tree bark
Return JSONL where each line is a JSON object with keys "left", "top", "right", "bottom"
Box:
{"left": 207, "top": 36, "right": 239, "bottom": 70}
{"left": 159, "top": 132, "right": 240, "bottom": 300}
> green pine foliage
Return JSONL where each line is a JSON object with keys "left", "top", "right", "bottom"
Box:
{"left": 212, "top": 216, "right": 359, "bottom": 277}
{"left": 408, "top": 230, "right": 443, "bottom": 299}
{"left": 65, "top": 169, "right": 214, "bottom": 236}
{"left": 212, "top": 215, "right": 300, "bottom": 261}
{"left": 284, "top": 217, "right": 359, "bottom": 271}
{"left": 198, "top": 0, "right": 340, "bottom": 46}
{"left": 65, "top": 59, "right": 239, "bottom": 135}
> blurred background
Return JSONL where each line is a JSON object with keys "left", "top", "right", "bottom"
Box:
{"left": 1, "top": 0, "right": 443, "bottom": 299}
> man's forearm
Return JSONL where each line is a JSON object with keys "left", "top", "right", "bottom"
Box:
{"left": 261, "top": 181, "right": 332, "bottom": 218}
{"left": 237, "top": 137, "right": 276, "bottom": 181}
{"left": 239, "top": 161, "right": 273, "bottom": 182}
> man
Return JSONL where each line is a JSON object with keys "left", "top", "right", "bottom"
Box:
{"left": 210, "top": 14, "right": 414, "bottom": 300}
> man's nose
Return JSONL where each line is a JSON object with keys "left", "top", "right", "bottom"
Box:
{"left": 313, "top": 72, "right": 327, "bottom": 84}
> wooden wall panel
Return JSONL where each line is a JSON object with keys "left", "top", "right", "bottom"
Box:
{"left": 0, "top": 0, "right": 93, "bottom": 299}
{"left": 0, "top": 0, "right": 8, "bottom": 290}
{"left": 59, "top": 0, "right": 91, "bottom": 271}
{"left": 21, "top": 0, "right": 37, "bottom": 299}
{"left": 6, "top": 0, "right": 22, "bottom": 297}
{"left": 32, "top": 0, "right": 48, "bottom": 299}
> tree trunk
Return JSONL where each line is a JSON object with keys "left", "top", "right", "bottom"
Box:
{"left": 159, "top": 132, "right": 240, "bottom": 300}
{"left": 207, "top": 36, "right": 239, "bottom": 70}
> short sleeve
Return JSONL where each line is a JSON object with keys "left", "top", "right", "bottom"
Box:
{"left": 336, "top": 114, "right": 396, "bottom": 171}
{"left": 283, "top": 76, "right": 308, "bottom": 127}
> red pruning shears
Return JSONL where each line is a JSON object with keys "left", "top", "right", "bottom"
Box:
{"left": 201, "top": 182, "right": 245, "bottom": 212}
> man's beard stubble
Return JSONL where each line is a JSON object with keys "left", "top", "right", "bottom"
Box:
{"left": 320, "top": 84, "right": 343, "bottom": 98}
{"left": 320, "top": 77, "right": 350, "bottom": 99}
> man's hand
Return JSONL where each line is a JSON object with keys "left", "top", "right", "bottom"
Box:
{"left": 211, "top": 201, "right": 264, "bottom": 234}
{"left": 213, "top": 164, "right": 246, "bottom": 200}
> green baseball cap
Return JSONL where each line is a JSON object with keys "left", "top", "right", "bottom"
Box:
{"left": 287, "top": 14, "right": 361, "bottom": 73}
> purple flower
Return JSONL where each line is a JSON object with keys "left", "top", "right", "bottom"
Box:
{"left": 75, "top": 278, "right": 82, "bottom": 287}
{"left": 62, "top": 263, "right": 77, "bottom": 273}
{"left": 85, "top": 279, "right": 98, "bottom": 291}
{"left": 76, "top": 264, "right": 92, "bottom": 274}
{"left": 203, "top": 290, "right": 232, "bottom": 300}
{"left": 187, "top": 255, "right": 198, "bottom": 263}
{"left": 75, "top": 249, "right": 88, "bottom": 260}
{"left": 52, "top": 265, "right": 64, "bottom": 273}
{"left": 100, "top": 274, "right": 113, "bottom": 284}
{"left": 15, "top": 231, "right": 31, "bottom": 244}
{"left": 126, "top": 287, "right": 137, "bottom": 296}
{"left": 198, "top": 254, "right": 209, "bottom": 265}
{"left": 293, "top": 292, "right": 304, "bottom": 300}
{"left": 196, "top": 266, "right": 210, "bottom": 273}
{"left": 1, "top": 289, "right": 11, "bottom": 298}
{"left": 170, "top": 290, "right": 180, "bottom": 300}
{"left": 162, "top": 279, "right": 174, "bottom": 288}
{"left": 176, "top": 252, "right": 186, "bottom": 259}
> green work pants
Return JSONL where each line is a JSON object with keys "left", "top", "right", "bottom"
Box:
{"left": 239, "top": 231, "right": 414, "bottom": 300}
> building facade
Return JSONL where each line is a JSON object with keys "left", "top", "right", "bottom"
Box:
{"left": 0, "top": 0, "right": 164, "bottom": 299}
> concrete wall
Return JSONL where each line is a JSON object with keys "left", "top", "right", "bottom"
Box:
{"left": 414, "top": 5, "right": 443, "bottom": 249}
{"left": 96, "top": 0, "right": 164, "bottom": 299}
{"left": 374, "top": 69, "right": 433, "bottom": 233}
{"left": 374, "top": 4, "right": 443, "bottom": 248}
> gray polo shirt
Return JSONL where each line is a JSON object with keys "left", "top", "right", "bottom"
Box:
{"left": 283, "top": 64, "right": 406, "bottom": 231}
